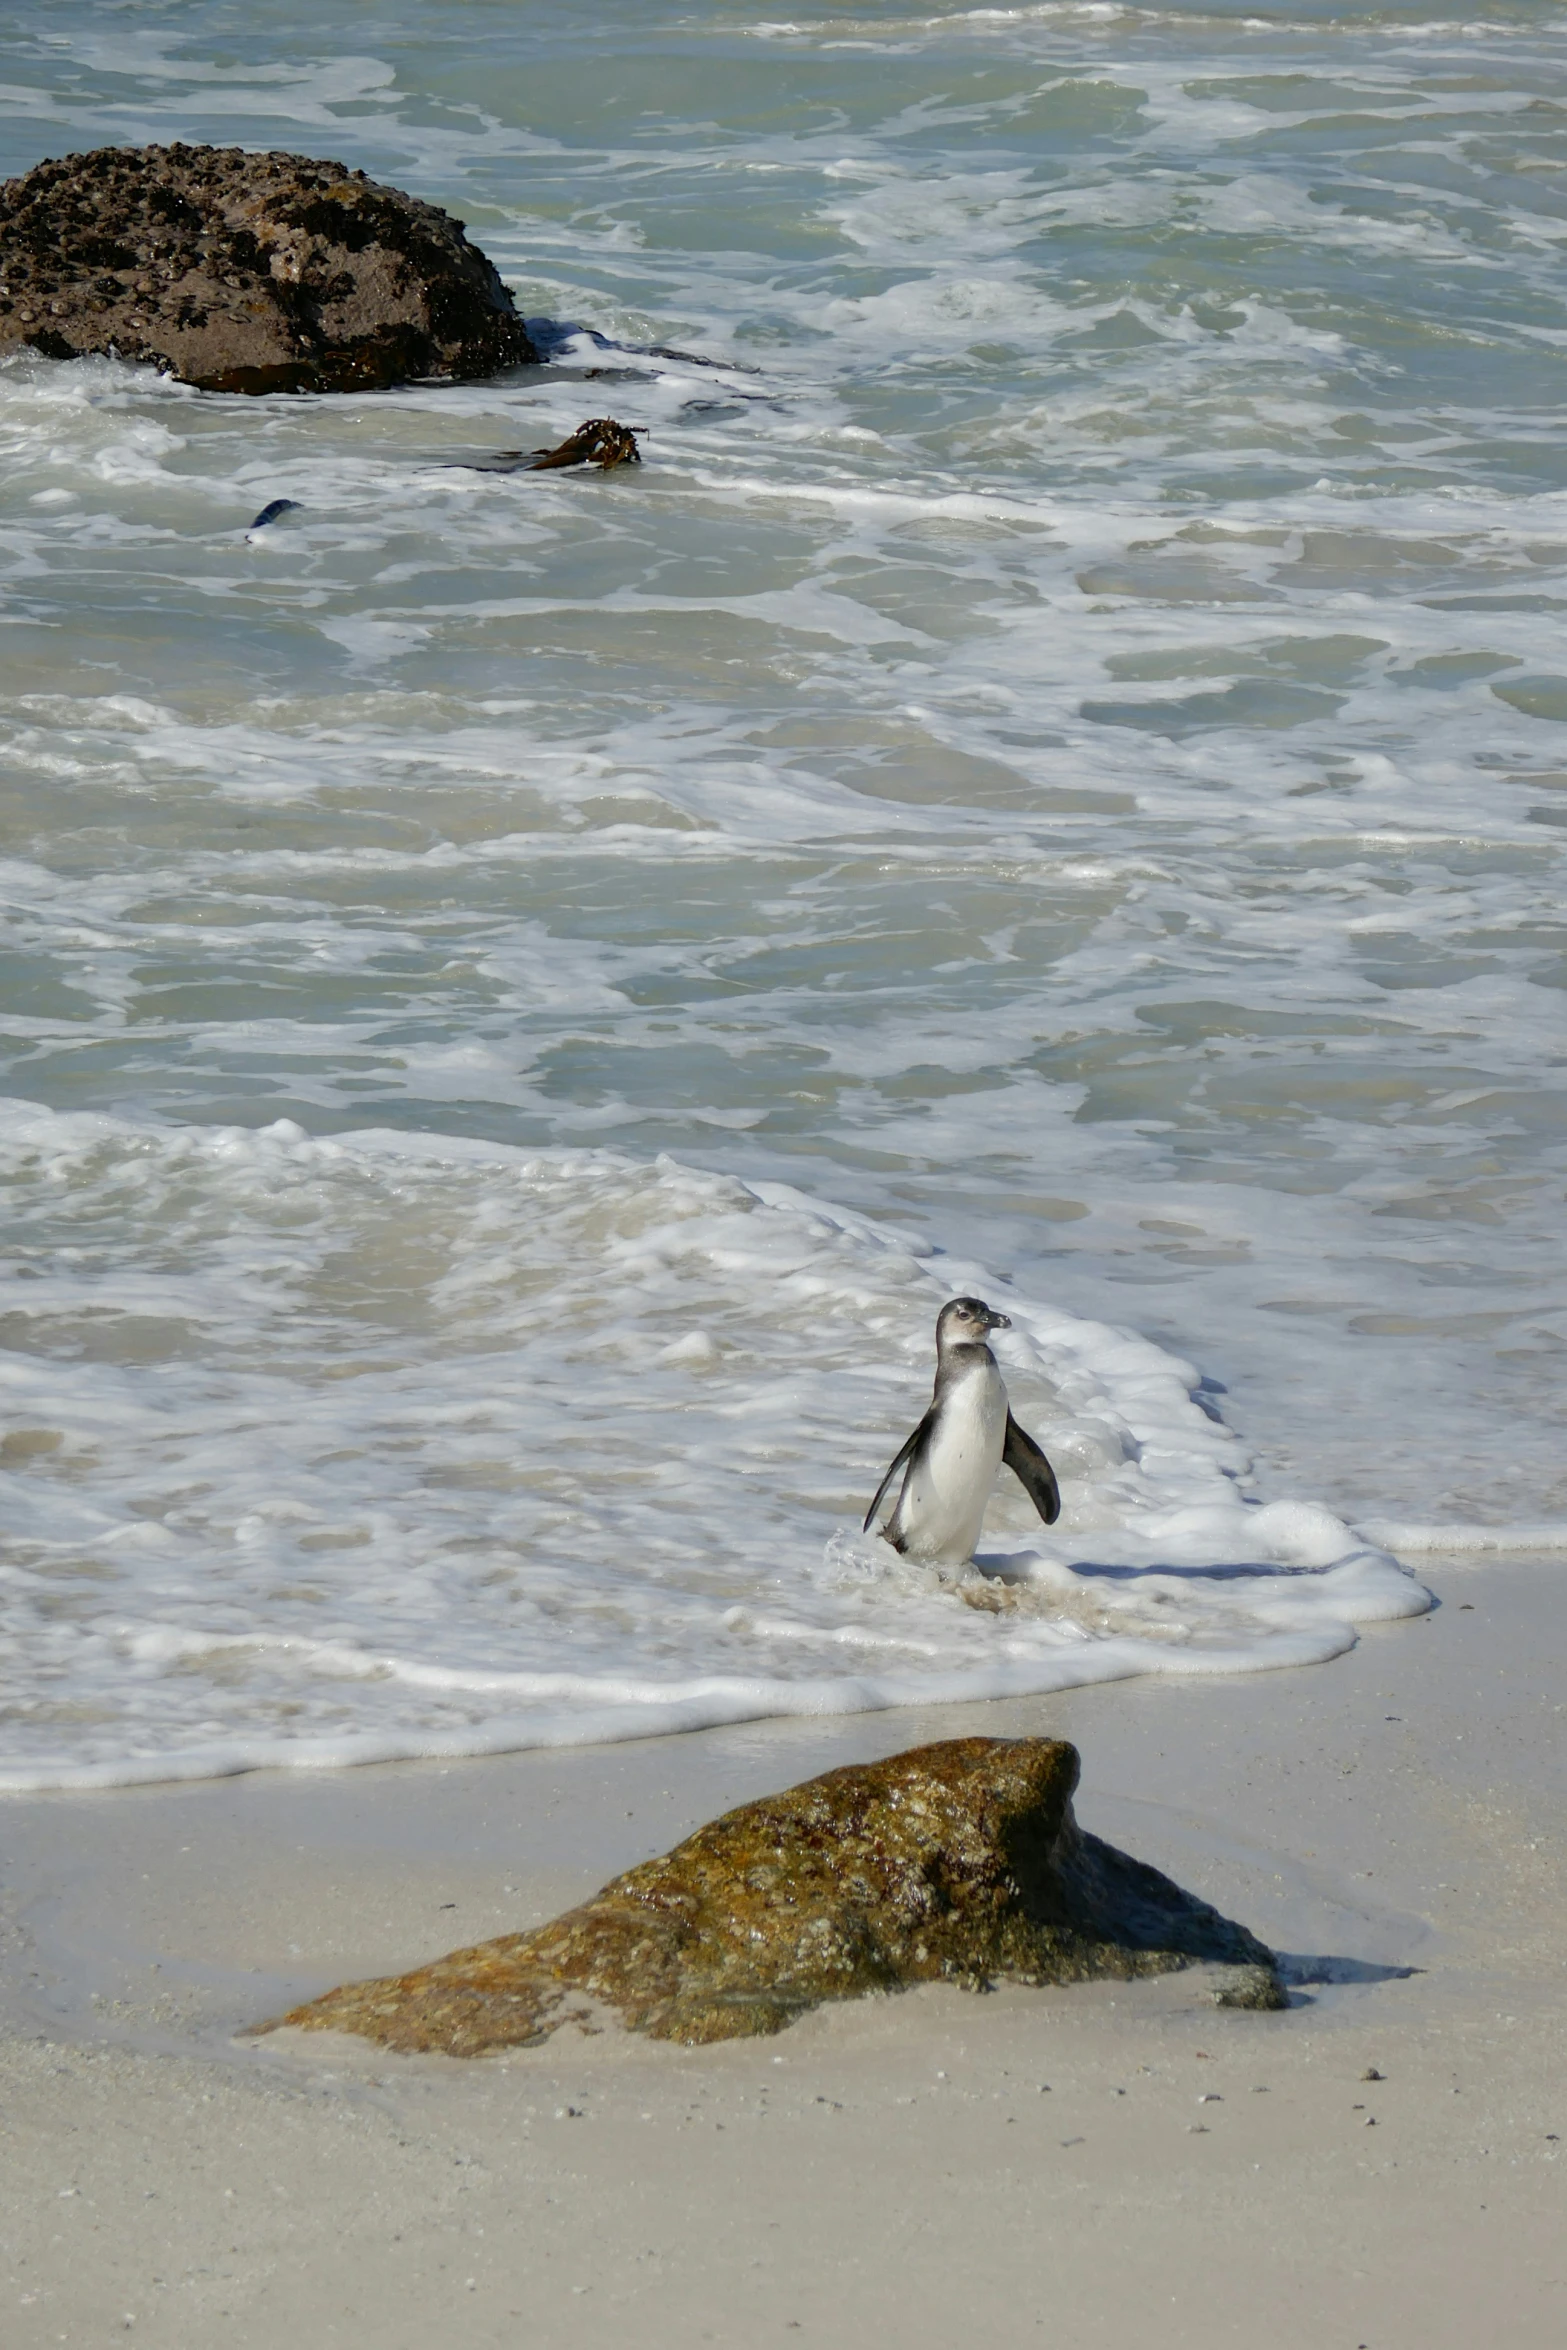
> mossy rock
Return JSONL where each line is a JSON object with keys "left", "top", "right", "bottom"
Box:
{"left": 265, "top": 1738, "right": 1285, "bottom": 2054}
{"left": 0, "top": 143, "right": 536, "bottom": 392}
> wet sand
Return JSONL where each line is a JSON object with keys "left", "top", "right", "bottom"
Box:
{"left": 2, "top": 1550, "right": 1562, "bottom": 2348}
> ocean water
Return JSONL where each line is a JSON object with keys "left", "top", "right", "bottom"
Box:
{"left": 1, "top": 0, "right": 1563, "bottom": 1789}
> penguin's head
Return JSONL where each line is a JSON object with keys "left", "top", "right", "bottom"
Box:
{"left": 935, "top": 1295, "right": 1011, "bottom": 1353}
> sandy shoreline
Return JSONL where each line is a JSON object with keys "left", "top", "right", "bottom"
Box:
{"left": 2, "top": 1549, "right": 1562, "bottom": 2347}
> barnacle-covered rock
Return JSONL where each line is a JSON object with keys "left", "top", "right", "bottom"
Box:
{"left": 0, "top": 143, "right": 537, "bottom": 392}
{"left": 267, "top": 1737, "right": 1285, "bottom": 2054}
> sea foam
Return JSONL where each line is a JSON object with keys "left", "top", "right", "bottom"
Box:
{"left": 1, "top": 0, "right": 1563, "bottom": 1782}
{"left": 0, "top": 1107, "right": 1427, "bottom": 1789}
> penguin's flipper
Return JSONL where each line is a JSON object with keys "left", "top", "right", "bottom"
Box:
{"left": 1003, "top": 1413, "right": 1061, "bottom": 1526}
{"left": 863, "top": 1413, "right": 933, "bottom": 1535}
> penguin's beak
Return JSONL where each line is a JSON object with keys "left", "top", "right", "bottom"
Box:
{"left": 987, "top": 1308, "right": 1012, "bottom": 1331}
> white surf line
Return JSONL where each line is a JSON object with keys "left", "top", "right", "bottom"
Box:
{"left": 1356, "top": 1520, "right": 1567, "bottom": 1554}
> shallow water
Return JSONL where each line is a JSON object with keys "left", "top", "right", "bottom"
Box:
{"left": 1, "top": 1, "right": 1563, "bottom": 1784}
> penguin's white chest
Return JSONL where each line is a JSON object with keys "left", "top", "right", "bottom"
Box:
{"left": 896, "top": 1359, "right": 1008, "bottom": 1563}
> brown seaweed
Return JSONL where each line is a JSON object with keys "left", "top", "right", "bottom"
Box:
{"left": 525, "top": 416, "right": 642, "bottom": 470}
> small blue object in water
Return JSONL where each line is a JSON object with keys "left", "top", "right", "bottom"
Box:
{"left": 246, "top": 498, "right": 301, "bottom": 532}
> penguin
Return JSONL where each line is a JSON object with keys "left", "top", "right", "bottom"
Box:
{"left": 245, "top": 497, "right": 300, "bottom": 537}
{"left": 863, "top": 1295, "right": 1061, "bottom": 1565}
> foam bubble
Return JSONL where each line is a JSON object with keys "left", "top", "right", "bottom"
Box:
{"left": 1358, "top": 1521, "right": 1567, "bottom": 1555}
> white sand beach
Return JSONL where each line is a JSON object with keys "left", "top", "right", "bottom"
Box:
{"left": 4, "top": 1547, "right": 1561, "bottom": 2349}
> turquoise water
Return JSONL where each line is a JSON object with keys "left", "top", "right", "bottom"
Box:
{"left": 0, "top": 3, "right": 1562, "bottom": 1781}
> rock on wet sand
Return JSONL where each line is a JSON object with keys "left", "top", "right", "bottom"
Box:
{"left": 0, "top": 143, "right": 538, "bottom": 393}
{"left": 267, "top": 1736, "right": 1285, "bottom": 2054}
